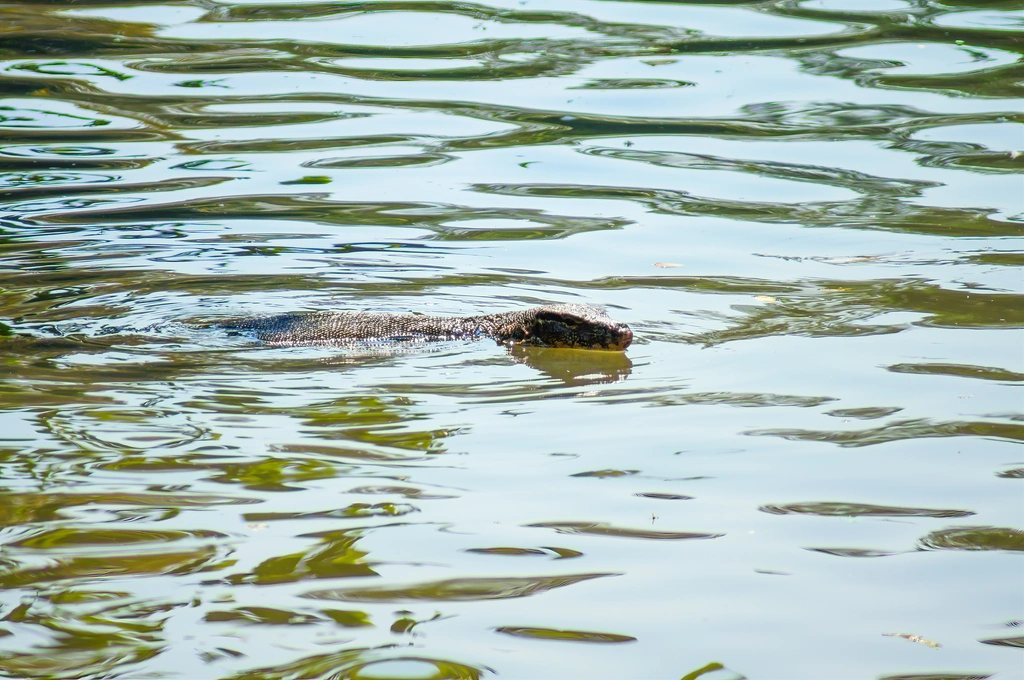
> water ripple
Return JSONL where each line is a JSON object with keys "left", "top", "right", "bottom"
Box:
{"left": 1, "top": 0, "right": 1021, "bottom": 678}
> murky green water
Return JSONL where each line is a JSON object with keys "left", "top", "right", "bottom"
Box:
{"left": 1, "top": 1, "right": 1022, "bottom": 678}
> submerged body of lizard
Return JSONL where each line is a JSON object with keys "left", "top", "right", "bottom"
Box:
{"left": 216, "top": 303, "right": 632, "bottom": 351}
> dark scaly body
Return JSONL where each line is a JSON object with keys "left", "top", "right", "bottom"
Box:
{"left": 217, "top": 303, "right": 632, "bottom": 351}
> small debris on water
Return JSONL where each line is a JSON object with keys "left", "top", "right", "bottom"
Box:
{"left": 882, "top": 632, "right": 941, "bottom": 648}
{"left": 819, "top": 255, "right": 884, "bottom": 264}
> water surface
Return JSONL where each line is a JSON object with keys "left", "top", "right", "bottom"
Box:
{"left": 1, "top": 1, "right": 1022, "bottom": 678}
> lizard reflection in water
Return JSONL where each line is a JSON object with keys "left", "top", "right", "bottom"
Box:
{"left": 216, "top": 303, "right": 633, "bottom": 351}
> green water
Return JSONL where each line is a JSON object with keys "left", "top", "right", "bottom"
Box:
{"left": 0, "top": 1, "right": 1022, "bottom": 678}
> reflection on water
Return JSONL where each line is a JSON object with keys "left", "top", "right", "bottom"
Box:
{"left": 0, "top": 0, "right": 1021, "bottom": 678}
{"left": 511, "top": 344, "right": 633, "bottom": 385}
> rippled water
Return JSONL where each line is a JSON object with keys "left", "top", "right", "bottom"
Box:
{"left": 1, "top": 1, "right": 1022, "bottom": 678}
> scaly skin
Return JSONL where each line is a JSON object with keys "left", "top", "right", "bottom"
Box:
{"left": 218, "top": 303, "right": 633, "bottom": 351}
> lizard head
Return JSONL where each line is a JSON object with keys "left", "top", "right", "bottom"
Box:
{"left": 512, "top": 304, "right": 633, "bottom": 351}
